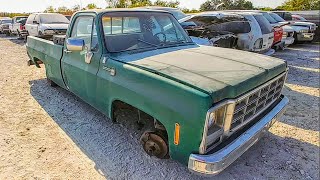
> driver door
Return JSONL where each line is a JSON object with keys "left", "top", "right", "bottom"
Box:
{"left": 61, "top": 14, "right": 101, "bottom": 106}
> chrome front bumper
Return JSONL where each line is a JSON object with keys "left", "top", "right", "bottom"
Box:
{"left": 188, "top": 96, "right": 289, "bottom": 175}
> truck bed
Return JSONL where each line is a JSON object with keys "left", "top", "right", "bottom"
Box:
{"left": 26, "top": 36, "right": 66, "bottom": 88}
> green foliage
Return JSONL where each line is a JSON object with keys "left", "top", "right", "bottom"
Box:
{"left": 200, "top": 0, "right": 253, "bottom": 11}
{"left": 0, "top": 12, "right": 30, "bottom": 18}
{"left": 276, "top": 0, "right": 320, "bottom": 10}
{"left": 153, "top": 0, "right": 180, "bottom": 8}
{"left": 86, "top": 3, "right": 98, "bottom": 9}
{"left": 181, "top": 8, "right": 200, "bottom": 14}
{"left": 258, "top": 7, "right": 274, "bottom": 11}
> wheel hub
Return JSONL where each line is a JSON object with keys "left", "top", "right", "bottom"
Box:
{"left": 140, "top": 132, "right": 168, "bottom": 159}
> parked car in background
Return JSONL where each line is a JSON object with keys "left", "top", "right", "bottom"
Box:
{"left": 271, "top": 12, "right": 316, "bottom": 42}
{"left": 179, "top": 12, "right": 249, "bottom": 49}
{"left": 25, "top": 13, "right": 69, "bottom": 38}
{"left": 223, "top": 11, "right": 274, "bottom": 55}
{"left": 26, "top": 9, "right": 289, "bottom": 176}
{"left": 292, "top": 14, "right": 308, "bottom": 22}
{"left": 0, "top": 18, "right": 12, "bottom": 35}
{"left": 65, "top": 15, "right": 72, "bottom": 21}
{"left": 138, "top": 6, "right": 187, "bottom": 20}
{"left": 9, "top": 16, "right": 28, "bottom": 37}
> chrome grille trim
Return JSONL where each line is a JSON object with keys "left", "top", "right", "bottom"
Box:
{"left": 199, "top": 70, "right": 288, "bottom": 154}
{"left": 230, "top": 71, "right": 287, "bottom": 132}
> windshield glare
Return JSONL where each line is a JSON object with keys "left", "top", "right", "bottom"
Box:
{"left": 40, "top": 14, "right": 69, "bottom": 24}
{"left": 102, "top": 12, "right": 192, "bottom": 53}
{"left": 269, "top": 13, "right": 285, "bottom": 22}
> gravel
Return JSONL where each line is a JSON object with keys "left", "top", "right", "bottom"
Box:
{"left": 0, "top": 35, "right": 319, "bottom": 179}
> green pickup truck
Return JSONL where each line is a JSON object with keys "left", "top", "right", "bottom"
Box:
{"left": 26, "top": 9, "right": 289, "bottom": 175}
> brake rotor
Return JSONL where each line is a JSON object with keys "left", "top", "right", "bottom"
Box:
{"left": 140, "top": 132, "right": 168, "bottom": 159}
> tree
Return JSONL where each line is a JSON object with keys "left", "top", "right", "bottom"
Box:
{"left": 153, "top": 0, "right": 180, "bottom": 8}
{"left": 200, "top": 0, "right": 253, "bottom": 11}
{"left": 276, "top": 0, "right": 320, "bottom": 10}
{"left": 130, "top": 0, "right": 152, "bottom": 7}
{"left": 86, "top": 3, "right": 98, "bottom": 9}
{"left": 44, "top": 6, "right": 55, "bottom": 13}
{"left": 57, "top": 6, "right": 68, "bottom": 13}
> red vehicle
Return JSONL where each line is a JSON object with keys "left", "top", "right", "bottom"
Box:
{"left": 272, "top": 26, "right": 284, "bottom": 49}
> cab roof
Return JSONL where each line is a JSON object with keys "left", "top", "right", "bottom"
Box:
{"left": 78, "top": 8, "right": 170, "bottom": 14}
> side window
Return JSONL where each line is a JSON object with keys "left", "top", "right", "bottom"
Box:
{"left": 71, "top": 16, "right": 94, "bottom": 49}
{"left": 34, "top": 15, "right": 40, "bottom": 23}
{"left": 91, "top": 23, "right": 99, "bottom": 51}
{"left": 284, "top": 13, "right": 292, "bottom": 21}
{"left": 26, "top": 14, "right": 35, "bottom": 24}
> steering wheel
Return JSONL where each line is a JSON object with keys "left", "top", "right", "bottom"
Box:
{"left": 154, "top": 32, "right": 167, "bottom": 43}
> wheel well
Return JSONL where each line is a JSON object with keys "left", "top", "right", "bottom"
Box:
{"left": 111, "top": 100, "right": 168, "bottom": 139}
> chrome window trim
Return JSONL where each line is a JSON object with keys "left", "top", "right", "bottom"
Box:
{"left": 199, "top": 70, "right": 288, "bottom": 154}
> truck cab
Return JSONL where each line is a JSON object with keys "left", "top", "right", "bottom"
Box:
{"left": 26, "top": 9, "right": 289, "bottom": 175}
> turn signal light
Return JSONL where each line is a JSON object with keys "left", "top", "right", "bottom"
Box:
{"left": 174, "top": 123, "right": 180, "bottom": 145}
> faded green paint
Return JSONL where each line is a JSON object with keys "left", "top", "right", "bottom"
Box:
{"left": 26, "top": 9, "right": 287, "bottom": 165}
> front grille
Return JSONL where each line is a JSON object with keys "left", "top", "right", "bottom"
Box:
{"left": 230, "top": 72, "right": 287, "bottom": 130}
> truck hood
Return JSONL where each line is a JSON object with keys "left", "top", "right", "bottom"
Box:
{"left": 114, "top": 45, "right": 287, "bottom": 102}
{"left": 282, "top": 25, "right": 294, "bottom": 33}
{"left": 41, "top": 23, "right": 69, "bottom": 29}
{"left": 291, "top": 21, "right": 316, "bottom": 27}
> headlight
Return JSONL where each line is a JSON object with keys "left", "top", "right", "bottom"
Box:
{"left": 253, "top": 38, "right": 263, "bottom": 50}
{"left": 298, "top": 29, "right": 309, "bottom": 33}
{"left": 200, "top": 102, "right": 234, "bottom": 154}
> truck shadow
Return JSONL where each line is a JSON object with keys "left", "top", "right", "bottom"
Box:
{"left": 29, "top": 78, "right": 319, "bottom": 179}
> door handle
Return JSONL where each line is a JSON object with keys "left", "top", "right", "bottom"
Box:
{"left": 64, "top": 49, "right": 72, "bottom": 53}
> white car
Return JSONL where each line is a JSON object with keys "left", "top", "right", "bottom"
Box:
{"left": 9, "top": 16, "right": 28, "bottom": 37}
{"left": 25, "top": 13, "right": 69, "bottom": 37}
{"left": 180, "top": 12, "right": 274, "bottom": 55}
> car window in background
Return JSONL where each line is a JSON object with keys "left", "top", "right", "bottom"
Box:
{"left": 40, "top": 14, "right": 69, "bottom": 24}
{"left": 186, "top": 15, "right": 251, "bottom": 34}
{"left": 262, "top": 12, "right": 277, "bottom": 24}
{"left": 170, "top": 10, "right": 187, "bottom": 20}
{"left": 284, "top": 12, "right": 293, "bottom": 20}
{"left": 1, "top": 20, "right": 12, "bottom": 24}
{"left": 15, "top": 17, "right": 27, "bottom": 22}
{"left": 269, "top": 13, "right": 285, "bottom": 22}
{"left": 253, "top": 14, "right": 273, "bottom": 34}
{"left": 26, "top": 14, "right": 35, "bottom": 24}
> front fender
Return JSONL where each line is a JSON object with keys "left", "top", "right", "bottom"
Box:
{"left": 96, "top": 59, "right": 212, "bottom": 164}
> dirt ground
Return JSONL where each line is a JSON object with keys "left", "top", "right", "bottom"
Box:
{"left": 0, "top": 35, "right": 319, "bottom": 180}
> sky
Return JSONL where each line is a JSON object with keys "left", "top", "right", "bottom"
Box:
{"left": 0, "top": 0, "right": 286, "bottom": 13}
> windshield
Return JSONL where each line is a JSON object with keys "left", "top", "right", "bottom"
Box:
{"left": 40, "top": 14, "right": 69, "bottom": 24}
{"left": 170, "top": 10, "right": 187, "bottom": 20}
{"left": 16, "top": 17, "right": 27, "bottom": 22}
{"left": 1, "top": 20, "right": 11, "bottom": 24}
{"left": 253, "top": 14, "right": 273, "bottom": 34}
{"left": 262, "top": 12, "right": 277, "bottom": 24}
{"left": 269, "top": 13, "right": 285, "bottom": 22}
{"left": 102, "top": 12, "right": 192, "bottom": 53}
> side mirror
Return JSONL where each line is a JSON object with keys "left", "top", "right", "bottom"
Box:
{"left": 66, "top": 38, "right": 85, "bottom": 52}
{"left": 33, "top": 21, "right": 39, "bottom": 24}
